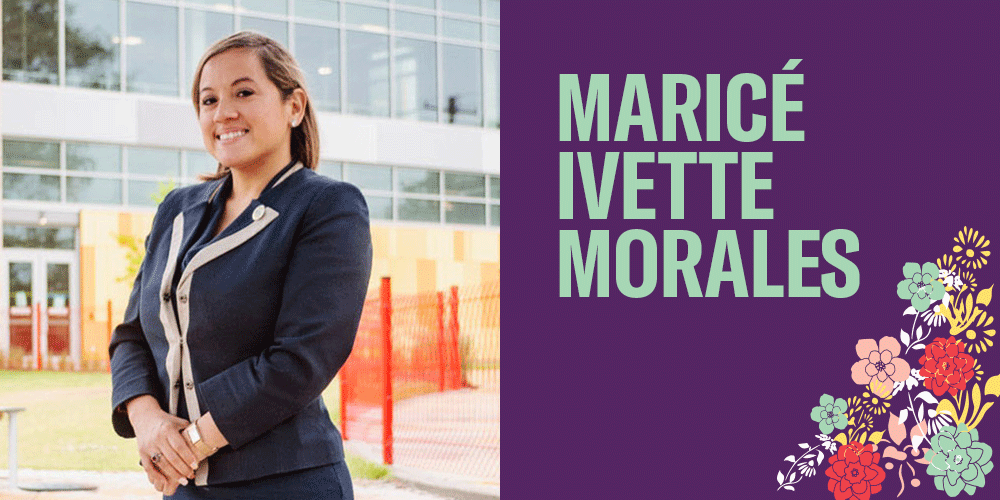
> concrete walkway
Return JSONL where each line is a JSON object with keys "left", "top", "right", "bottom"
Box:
{"left": 0, "top": 470, "right": 456, "bottom": 500}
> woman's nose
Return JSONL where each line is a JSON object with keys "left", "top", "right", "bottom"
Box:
{"left": 214, "top": 98, "right": 238, "bottom": 122}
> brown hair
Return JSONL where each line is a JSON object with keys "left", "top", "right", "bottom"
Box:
{"left": 192, "top": 31, "right": 319, "bottom": 181}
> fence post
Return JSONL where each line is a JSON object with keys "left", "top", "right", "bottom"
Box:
{"left": 35, "top": 303, "right": 42, "bottom": 371}
{"left": 380, "top": 277, "right": 393, "bottom": 465}
{"left": 437, "top": 291, "right": 446, "bottom": 392}
{"left": 449, "top": 286, "right": 461, "bottom": 389}
{"left": 107, "top": 300, "right": 114, "bottom": 373}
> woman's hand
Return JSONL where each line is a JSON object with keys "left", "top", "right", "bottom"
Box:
{"left": 127, "top": 395, "right": 200, "bottom": 495}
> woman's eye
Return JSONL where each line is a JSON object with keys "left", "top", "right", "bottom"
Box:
{"left": 202, "top": 97, "right": 216, "bottom": 106}
{"left": 237, "top": 89, "right": 254, "bottom": 97}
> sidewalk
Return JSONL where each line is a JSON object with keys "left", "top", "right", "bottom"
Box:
{"left": 0, "top": 470, "right": 456, "bottom": 500}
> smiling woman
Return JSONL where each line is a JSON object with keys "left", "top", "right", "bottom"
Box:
{"left": 109, "top": 32, "right": 371, "bottom": 500}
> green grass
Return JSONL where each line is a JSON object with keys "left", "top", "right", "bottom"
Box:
{"left": 0, "top": 370, "right": 390, "bottom": 480}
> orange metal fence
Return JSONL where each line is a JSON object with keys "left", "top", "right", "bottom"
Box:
{"left": 341, "top": 278, "right": 500, "bottom": 483}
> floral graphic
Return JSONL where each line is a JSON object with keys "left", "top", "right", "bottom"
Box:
{"left": 953, "top": 227, "right": 991, "bottom": 270}
{"left": 825, "top": 442, "right": 886, "bottom": 500}
{"left": 898, "top": 262, "right": 947, "bottom": 312}
{"left": 924, "top": 424, "right": 994, "bottom": 496}
{"left": 812, "top": 395, "right": 849, "bottom": 434}
{"left": 776, "top": 229, "right": 998, "bottom": 498}
{"left": 852, "top": 337, "right": 911, "bottom": 395}
{"left": 918, "top": 337, "right": 976, "bottom": 397}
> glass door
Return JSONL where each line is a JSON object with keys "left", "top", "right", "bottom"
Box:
{"left": 2, "top": 249, "right": 78, "bottom": 369}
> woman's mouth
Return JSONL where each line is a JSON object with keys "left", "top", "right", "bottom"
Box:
{"left": 217, "top": 129, "right": 249, "bottom": 142}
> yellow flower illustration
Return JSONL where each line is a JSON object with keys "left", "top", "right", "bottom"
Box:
{"left": 952, "top": 227, "right": 991, "bottom": 269}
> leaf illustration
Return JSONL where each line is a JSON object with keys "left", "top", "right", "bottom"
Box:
{"left": 784, "top": 486, "right": 795, "bottom": 491}
{"left": 789, "top": 472, "right": 797, "bottom": 482}
{"left": 903, "top": 307, "right": 917, "bottom": 316}
{"left": 799, "top": 443, "right": 809, "bottom": 449}
{"left": 915, "top": 391, "right": 939, "bottom": 405}
{"left": 909, "top": 419, "right": 928, "bottom": 449}
{"left": 918, "top": 403, "right": 925, "bottom": 423}
{"left": 901, "top": 329, "right": 911, "bottom": 345}
{"left": 986, "top": 374, "right": 1000, "bottom": 397}
{"left": 816, "top": 451, "right": 824, "bottom": 464}
{"left": 972, "top": 384, "right": 982, "bottom": 418}
{"left": 899, "top": 409, "right": 909, "bottom": 426}
{"left": 784, "top": 455, "right": 796, "bottom": 463}
{"left": 869, "top": 431, "right": 885, "bottom": 445}
{"left": 977, "top": 285, "right": 993, "bottom": 307}
{"left": 913, "top": 343, "right": 926, "bottom": 350}
{"left": 969, "top": 402, "right": 993, "bottom": 430}
{"left": 777, "top": 471, "right": 785, "bottom": 485}
{"left": 833, "top": 433, "right": 847, "bottom": 446}
{"left": 889, "top": 413, "right": 907, "bottom": 445}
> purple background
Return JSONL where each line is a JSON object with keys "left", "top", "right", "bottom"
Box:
{"left": 507, "top": 1, "right": 999, "bottom": 498}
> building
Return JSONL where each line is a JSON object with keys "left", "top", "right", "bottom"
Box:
{"left": 0, "top": 0, "right": 500, "bottom": 370}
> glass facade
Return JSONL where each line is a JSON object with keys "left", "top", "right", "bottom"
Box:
{"left": 0, "top": 0, "right": 499, "bottom": 129}
{"left": 2, "top": 138, "right": 498, "bottom": 226}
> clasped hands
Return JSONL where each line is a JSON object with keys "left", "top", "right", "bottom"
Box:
{"left": 127, "top": 395, "right": 226, "bottom": 496}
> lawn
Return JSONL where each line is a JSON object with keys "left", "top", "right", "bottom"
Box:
{"left": 0, "top": 370, "right": 387, "bottom": 479}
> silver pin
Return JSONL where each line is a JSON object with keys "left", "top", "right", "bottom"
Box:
{"left": 252, "top": 205, "right": 265, "bottom": 221}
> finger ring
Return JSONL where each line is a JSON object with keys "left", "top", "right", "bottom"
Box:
{"left": 151, "top": 452, "right": 163, "bottom": 463}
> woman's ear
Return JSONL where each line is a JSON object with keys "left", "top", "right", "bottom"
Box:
{"left": 288, "top": 89, "right": 307, "bottom": 127}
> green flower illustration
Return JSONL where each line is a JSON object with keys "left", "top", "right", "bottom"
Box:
{"left": 897, "top": 262, "right": 945, "bottom": 312}
{"left": 925, "top": 424, "right": 994, "bottom": 497}
{"left": 810, "top": 394, "right": 848, "bottom": 435}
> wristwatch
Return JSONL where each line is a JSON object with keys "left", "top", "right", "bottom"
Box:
{"left": 184, "top": 421, "right": 218, "bottom": 457}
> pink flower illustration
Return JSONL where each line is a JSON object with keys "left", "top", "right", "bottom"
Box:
{"left": 851, "top": 337, "right": 911, "bottom": 396}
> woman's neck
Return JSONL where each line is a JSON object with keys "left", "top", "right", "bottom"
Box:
{"left": 227, "top": 155, "right": 293, "bottom": 202}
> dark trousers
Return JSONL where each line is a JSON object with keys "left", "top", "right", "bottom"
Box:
{"left": 165, "top": 461, "right": 353, "bottom": 500}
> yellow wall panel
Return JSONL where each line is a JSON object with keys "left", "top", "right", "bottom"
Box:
{"left": 371, "top": 226, "right": 390, "bottom": 259}
{"left": 416, "top": 259, "right": 437, "bottom": 293}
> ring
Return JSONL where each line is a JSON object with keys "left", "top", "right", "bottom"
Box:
{"left": 151, "top": 452, "right": 163, "bottom": 463}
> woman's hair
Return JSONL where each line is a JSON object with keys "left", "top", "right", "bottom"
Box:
{"left": 192, "top": 31, "right": 319, "bottom": 181}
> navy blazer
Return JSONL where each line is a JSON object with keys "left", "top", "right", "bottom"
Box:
{"left": 109, "top": 162, "right": 372, "bottom": 485}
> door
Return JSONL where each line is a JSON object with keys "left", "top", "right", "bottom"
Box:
{"left": 2, "top": 249, "right": 79, "bottom": 369}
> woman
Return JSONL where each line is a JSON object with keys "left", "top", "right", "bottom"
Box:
{"left": 109, "top": 31, "right": 372, "bottom": 499}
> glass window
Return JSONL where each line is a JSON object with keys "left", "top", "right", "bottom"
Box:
{"left": 399, "top": 198, "right": 439, "bottom": 222}
{"left": 397, "top": 168, "right": 439, "bottom": 194}
{"left": 129, "top": 147, "right": 181, "bottom": 177}
{"left": 296, "top": 0, "right": 339, "bottom": 22}
{"left": 489, "top": 175, "right": 499, "bottom": 199}
{"left": 346, "top": 31, "right": 389, "bottom": 116}
{"left": 296, "top": 24, "right": 340, "bottom": 112}
{"left": 396, "top": 0, "right": 435, "bottom": 9}
{"left": 3, "top": 173, "right": 61, "bottom": 201}
{"left": 346, "top": 164, "right": 391, "bottom": 191}
{"left": 318, "top": 161, "right": 342, "bottom": 179}
{"left": 366, "top": 195, "right": 392, "bottom": 220}
{"left": 394, "top": 38, "right": 437, "bottom": 122}
{"left": 241, "top": 16, "right": 288, "bottom": 47}
{"left": 67, "top": 143, "right": 122, "bottom": 173}
{"left": 66, "top": 0, "right": 121, "bottom": 90}
{"left": 486, "top": 0, "right": 500, "bottom": 20}
{"left": 186, "top": 150, "right": 218, "bottom": 179}
{"left": 67, "top": 177, "right": 122, "bottom": 204}
{"left": 2, "top": 0, "right": 58, "bottom": 84}
{"left": 345, "top": 4, "right": 388, "bottom": 29}
{"left": 442, "top": 18, "right": 479, "bottom": 41}
{"left": 3, "top": 140, "right": 60, "bottom": 169}
{"left": 442, "top": 45, "right": 481, "bottom": 126}
{"left": 485, "top": 50, "right": 499, "bottom": 128}
{"left": 485, "top": 24, "right": 499, "bottom": 45}
{"left": 445, "top": 172, "right": 485, "bottom": 197}
{"left": 185, "top": 9, "right": 234, "bottom": 89}
{"left": 490, "top": 204, "right": 499, "bottom": 227}
{"left": 127, "top": 2, "right": 178, "bottom": 96}
{"left": 4, "top": 225, "right": 76, "bottom": 250}
{"left": 129, "top": 180, "right": 171, "bottom": 206}
{"left": 445, "top": 201, "right": 484, "bottom": 225}
{"left": 187, "top": 0, "right": 233, "bottom": 6}
{"left": 442, "top": 0, "right": 479, "bottom": 16}
{"left": 242, "top": 0, "right": 287, "bottom": 15}
{"left": 395, "top": 11, "right": 435, "bottom": 36}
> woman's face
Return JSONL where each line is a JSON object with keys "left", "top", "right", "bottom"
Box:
{"left": 197, "top": 48, "right": 303, "bottom": 173}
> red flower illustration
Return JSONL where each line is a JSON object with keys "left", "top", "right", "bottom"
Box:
{"left": 917, "top": 336, "right": 976, "bottom": 397}
{"left": 825, "top": 442, "right": 886, "bottom": 500}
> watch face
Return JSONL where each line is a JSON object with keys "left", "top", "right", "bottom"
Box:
{"left": 188, "top": 425, "right": 202, "bottom": 443}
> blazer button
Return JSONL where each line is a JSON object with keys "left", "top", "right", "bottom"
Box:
{"left": 162, "top": 292, "right": 171, "bottom": 302}
{"left": 178, "top": 295, "right": 188, "bottom": 304}
{"left": 252, "top": 205, "right": 265, "bottom": 221}
{"left": 185, "top": 382, "right": 194, "bottom": 390}
{"left": 174, "top": 382, "right": 181, "bottom": 389}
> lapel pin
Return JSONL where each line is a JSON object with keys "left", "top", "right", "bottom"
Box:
{"left": 252, "top": 205, "right": 265, "bottom": 221}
